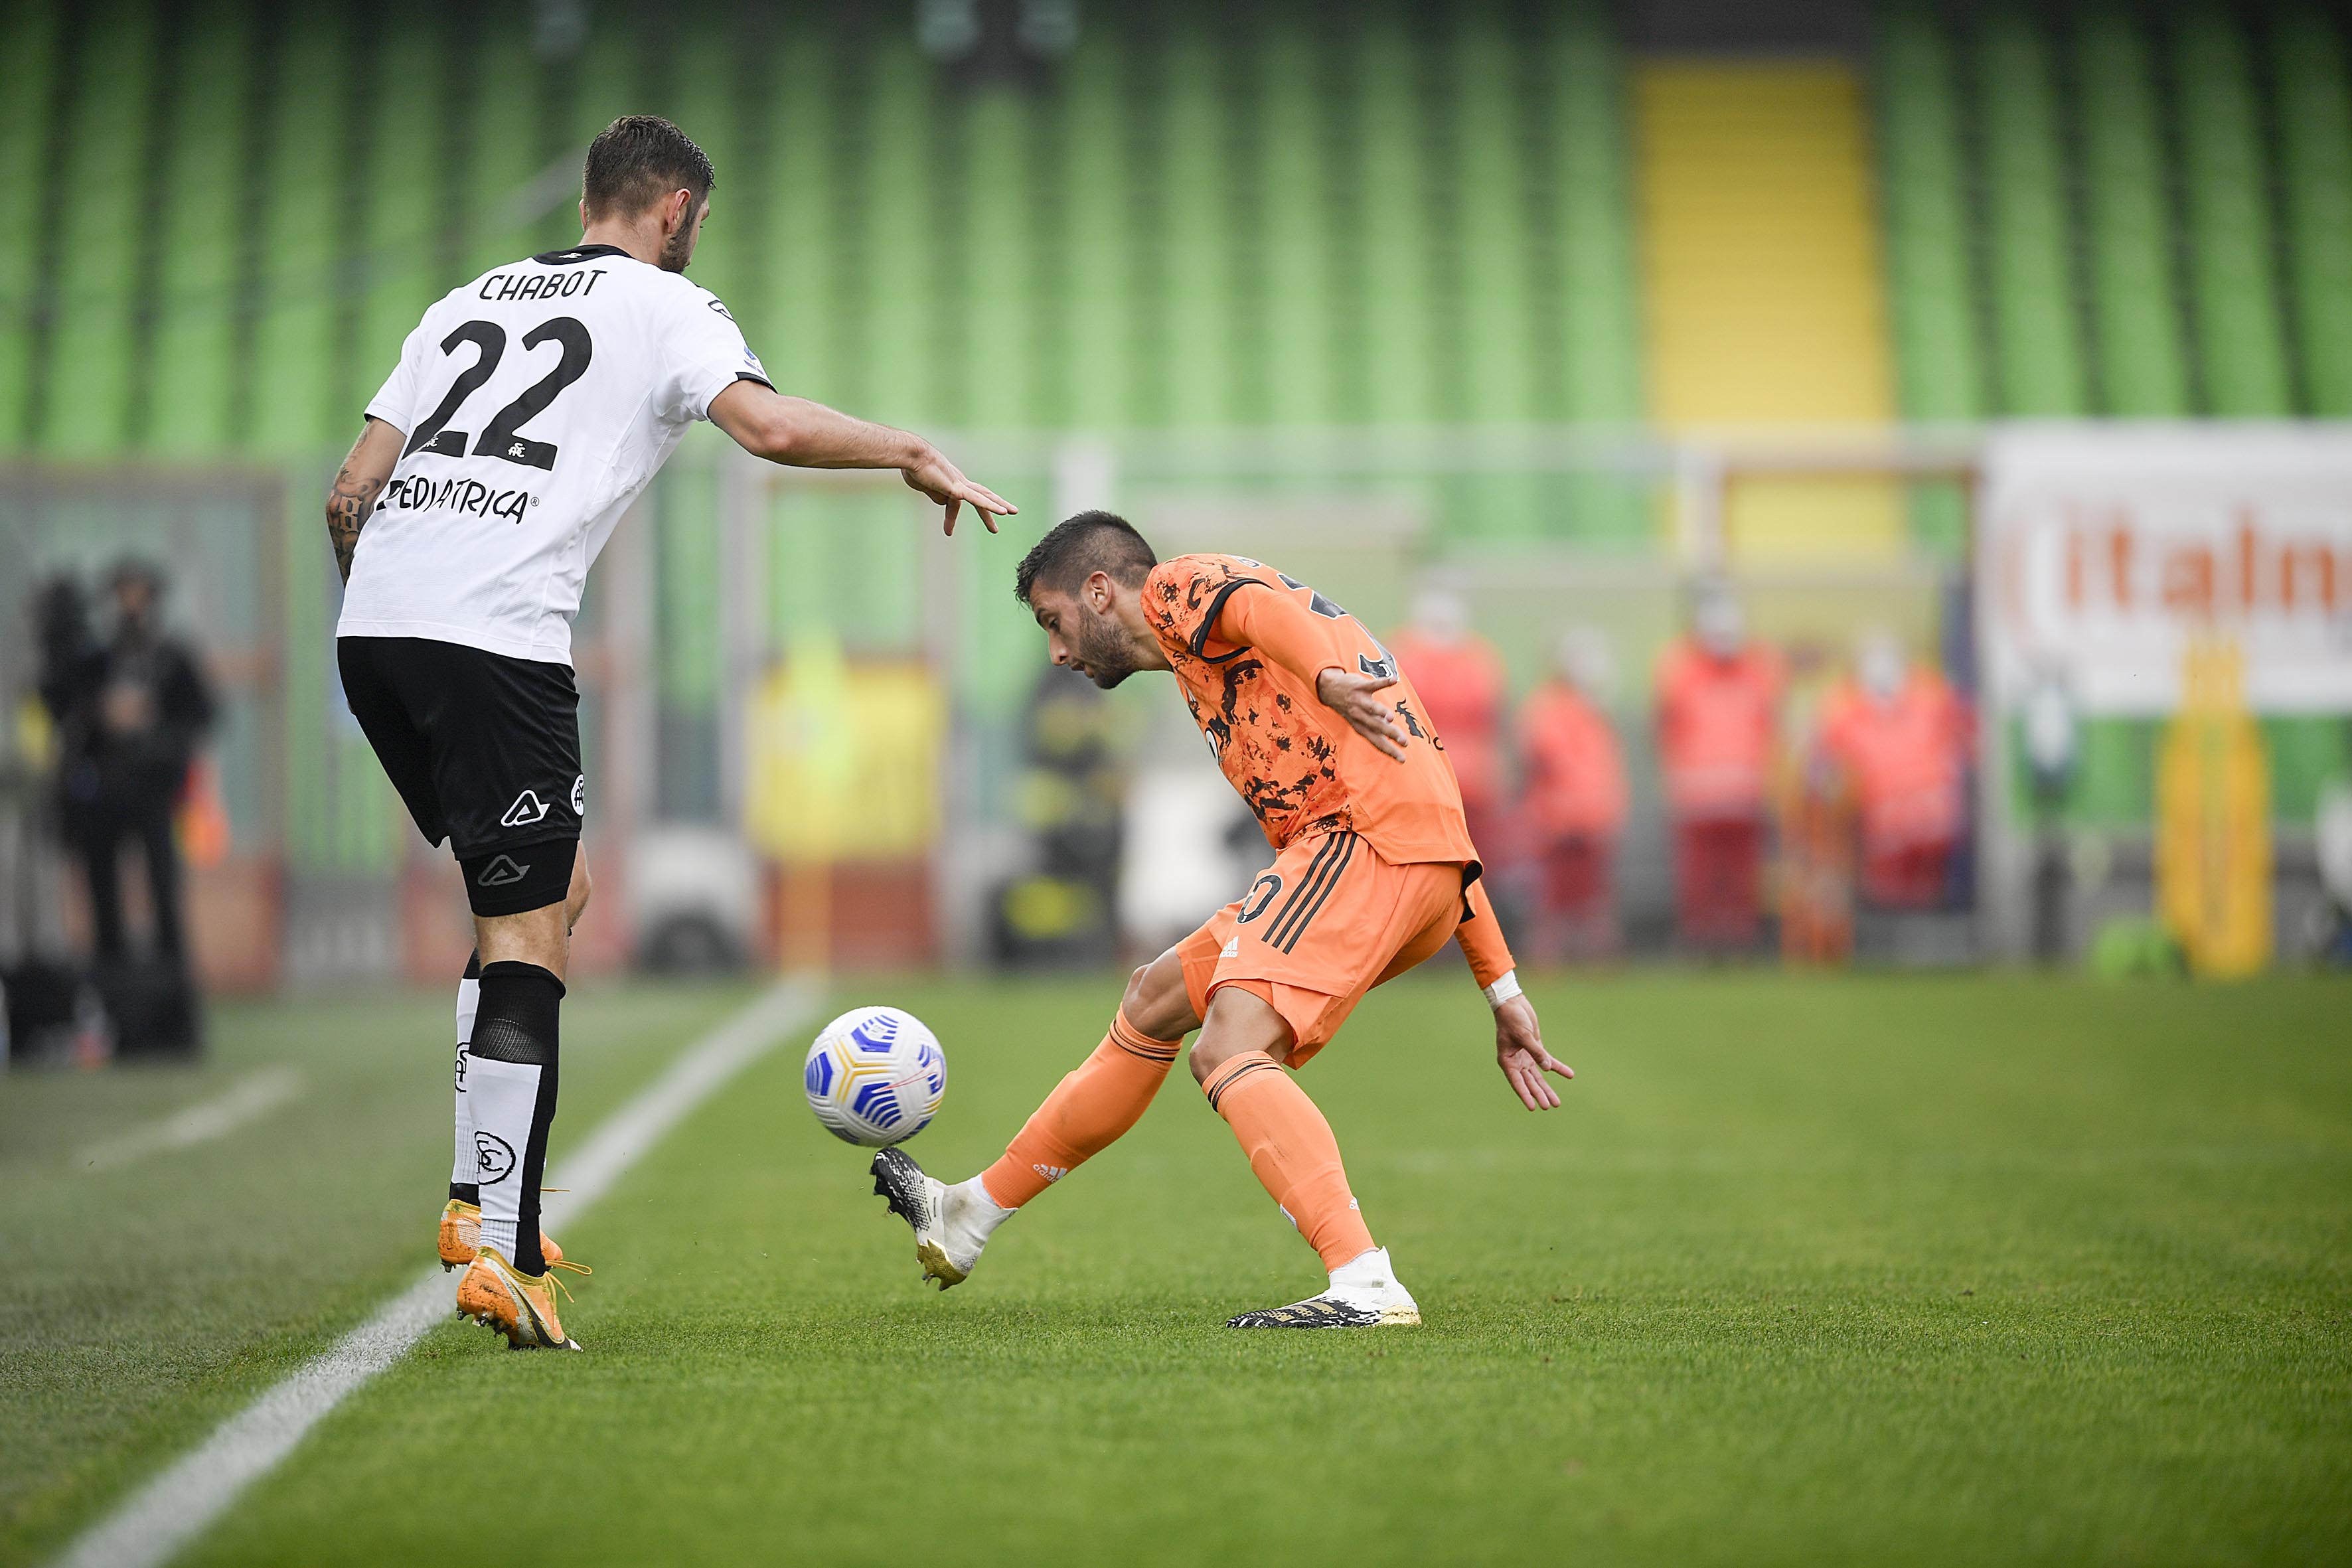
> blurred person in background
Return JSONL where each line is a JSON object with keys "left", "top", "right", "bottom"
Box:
{"left": 1812, "top": 632, "right": 1969, "bottom": 911}
{"left": 992, "top": 663, "right": 1129, "bottom": 967}
{"left": 1518, "top": 627, "right": 1627, "bottom": 961}
{"left": 1655, "top": 582, "right": 1782, "bottom": 952}
{"left": 1387, "top": 586, "right": 1510, "bottom": 858}
{"left": 54, "top": 560, "right": 215, "bottom": 971}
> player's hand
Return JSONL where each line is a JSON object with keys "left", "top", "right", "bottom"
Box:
{"left": 1494, "top": 996, "right": 1572, "bottom": 1111}
{"left": 902, "top": 447, "right": 1016, "bottom": 536}
{"left": 1316, "top": 668, "right": 1409, "bottom": 761}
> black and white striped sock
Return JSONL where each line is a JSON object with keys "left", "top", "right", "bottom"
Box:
{"left": 467, "top": 961, "right": 564, "bottom": 1275}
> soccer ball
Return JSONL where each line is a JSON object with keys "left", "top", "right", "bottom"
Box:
{"left": 803, "top": 1006, "right": 945, "bottom": 1147}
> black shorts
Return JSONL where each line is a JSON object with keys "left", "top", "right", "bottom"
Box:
{"left": 337, "top": 636, "right": 583, "bottom": 915}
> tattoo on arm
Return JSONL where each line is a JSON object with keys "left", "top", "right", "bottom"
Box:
{"left": 326, "top": 463, "right": 385, "bottom": 582}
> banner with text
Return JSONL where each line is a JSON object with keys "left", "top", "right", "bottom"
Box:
{"left": 1980, "top": 424, "right": 2352, "bottom": 714}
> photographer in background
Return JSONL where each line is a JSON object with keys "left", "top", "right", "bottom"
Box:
{"left": 58, "top": 560, "right": 215, "bottom": 990}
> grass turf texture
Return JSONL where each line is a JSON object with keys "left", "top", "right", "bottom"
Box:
{"left": 7, "top": 972, "right": 2350, "bottom": 1565}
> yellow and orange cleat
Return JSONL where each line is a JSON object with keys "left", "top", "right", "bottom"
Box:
{"left": 437, "top": 1198, "right": 565, "bottom": 1273}
{"left": 455, "top": 1247, "right": 589, "bottom": 1350}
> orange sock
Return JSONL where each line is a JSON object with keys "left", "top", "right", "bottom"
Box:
{"left": 979, "top": 1011, "right": 1183, "bottom": 1208}
{"left": 1200, "top": 1051, "right": 1376, "bottom": 1271}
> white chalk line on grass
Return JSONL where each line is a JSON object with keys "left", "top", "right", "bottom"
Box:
{"left": 78, "top": 1069, "right": 305, "bottom": 1172}
{"left": 49, "top": 976, "right": 821, "bottom": 1568}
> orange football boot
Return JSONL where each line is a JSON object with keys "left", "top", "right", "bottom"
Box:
{"left": 455, "top": 1247, "right": 588, "bottom": 1351}
{"left": 437, "top": 1198, "right": 564, "bottom": 1271}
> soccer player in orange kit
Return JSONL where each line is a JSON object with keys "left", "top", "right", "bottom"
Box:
{"left": 870, "top": 512, "right": 1571, "bottom": 1328}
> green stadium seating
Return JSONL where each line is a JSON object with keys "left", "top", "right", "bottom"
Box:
{"left": 2073, "top": 7, "right": 2191, "bottom": 416}
{"left": 1973, "top": 9, "right": 2088, "bottom": 416}
{"left": 44, "top": 0, "right": 159, "bottom": 455}
{"left": 145, "top": 0, "right": 250, "bottom": 454}
{"left": 2173, "top": 7, "right": 2294, "bottom": 416}
{"left": 0, "top": 0, "right": 62, "bottom": 449}
{"left": 248, "top": 8, "right": 348, "bottom": 455}
{"left": 2270, "top": 6, "right": 2352, "bottom": 416}
{"left": 1056, "top": 21, "right": 1135, "bottom": 428}
{"left": 760, "top": 15, "right": 843, "bottom": 412}
{"left": 1158, "top": 25, "right": 1235, "bottom": 430}
{"left": 457, "top": 9, "right": 548, "bottom": 283}
{"left": 1871, "top": 2, "right": 1979, "bottom": 554}
{"left": 355, "top": 20, "right": 450, "bottom": 439}
{"left": 1257, "top": 20, "right": 1336, "bottom": 428}
{"left": 1354, "top": 17, "right": 1435, "bottom": 429}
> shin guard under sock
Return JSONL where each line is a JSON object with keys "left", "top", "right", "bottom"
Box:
{"left": 979, "top": 1011, "right": 1183, "bottom": 1208}
{"left": 465, "top": 961, "right": 564, "bottom": 1274}
{"left": 449, "top": 951, "right": 481, "bottom": 1205}
{"left": 1200, "top": 1051, "right": 1377, "bottom": 1271}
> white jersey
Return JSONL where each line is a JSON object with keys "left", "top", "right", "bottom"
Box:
{"left": 337, "top": 242, "right": 769, "bottom": 664}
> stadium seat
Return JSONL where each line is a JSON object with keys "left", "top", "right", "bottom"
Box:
{"left": 249, "top": 8, "right": 349, "bottom": 455}
{"left": 145, "top": 0, "right": 250, "bottom": 455}
{"left": 2173, "top": 7, "right": 2294, "bottom": 416}
{"left": 1871, "top": 1, "right": 1979, "bottom": 553}
{"left": 2272, "top": 6, "right": 2352, "bottom": 416}
{"left": 44, "top": 0, "right": 159, "bottom": 455}
{"left": 1972, "top": 10, "right": 2087, "bottom": 417}
{"left": 2073, "top": 7, "right": 2191, "bottom": 416}
{"left": 0, "top": 0, "right": 62, "bottom": 449}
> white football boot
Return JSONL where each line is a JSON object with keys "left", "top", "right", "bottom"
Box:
{"left": 870, "top": 1148, "right": 1011, "bottom": 1289}
{"left": 1225, "top": 1246, "right": 1421, "bottom": 1328}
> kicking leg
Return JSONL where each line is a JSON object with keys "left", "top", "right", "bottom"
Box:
{"left": 1192, "top": 987, "right": 1415, "bottom": 1328}
{"left": 872, "top": 945, "right": 1198, "bottom": 1289}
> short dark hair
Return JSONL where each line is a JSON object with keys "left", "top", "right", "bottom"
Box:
{"left": 1014, "top": 511, "right": 1158, "bottom": 606}
{"left": 583, "top": 116, "right": 715, "bottom": 221}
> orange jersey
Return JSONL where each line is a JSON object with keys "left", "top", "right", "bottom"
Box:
{"left": 1519, "top": 680, "right": 1628, "bottom": 839}
{"left": 1142, "top": 554, "right": 1481, "bottom": 868}
{"left": 1655, "top": 637, "right": 1784, "bottom": 816}
{"left": 1816, "top": 671, "right": 1970, "bottom": 850}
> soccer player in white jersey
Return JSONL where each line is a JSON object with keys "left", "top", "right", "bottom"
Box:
{"left": 324, "top": 116, "right": 1014, "bottom": 1350}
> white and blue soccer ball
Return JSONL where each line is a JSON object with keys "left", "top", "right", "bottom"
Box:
{"left": 803, "top": 1006, "right": 945, "bottom": 1147}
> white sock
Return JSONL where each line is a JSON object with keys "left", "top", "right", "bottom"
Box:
{"left": 948, "top": 1176, "right": 1014, "bottom": 1243}
{"left": 451, "top": 971, "right": 480, "bottom": 1195}
{"left": 467, "top": 1056, "right": 540, "bottom": 1262}
{"left": 1330, "top": 1246, "right": 1392, "bottom": 1291}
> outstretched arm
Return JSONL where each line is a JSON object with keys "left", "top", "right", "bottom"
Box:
{"left": 325, "top": 418, "right": 404, "bottom": 584}
{"left": 1460, "top": 879, "right": 1573, "bottom": 1111}
{"left": 706, "top": 380, "right": 1015, "bottom": 536}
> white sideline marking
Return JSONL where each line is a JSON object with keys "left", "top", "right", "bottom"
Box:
{"left": 48, "top": 977, "right": 820, "bottom": 1568}
{"left": 78, "top": 1069, "right": 305, "bottom": 1172}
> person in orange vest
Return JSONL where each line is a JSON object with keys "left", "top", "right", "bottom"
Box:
{"left": 1518, "top": 628, "right": 1628, "bottom": 960}
{"left": 1654, "top": 585, "right": 1782, "bottom": 951}
{"left": 1387, "top": 587, "right": 1510, "bottom": 858}
{"left": 1814, "top": 633, "right": 1969, "bottom": 910}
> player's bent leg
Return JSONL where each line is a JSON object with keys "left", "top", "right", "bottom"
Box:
{"left": 1194, "top": 986, "right": 1418, "bottom": 1330}
{"left": 872, "top": 945, "right": 1202, "bottom": 1290}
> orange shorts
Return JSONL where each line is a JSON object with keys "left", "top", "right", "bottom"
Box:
{"left": 1177, "top": 830, "right": 1466, "bottom": 1065}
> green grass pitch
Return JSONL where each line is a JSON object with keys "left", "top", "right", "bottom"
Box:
{"left": 3, "top": 971, "right": 2348, "bottom": 1565}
